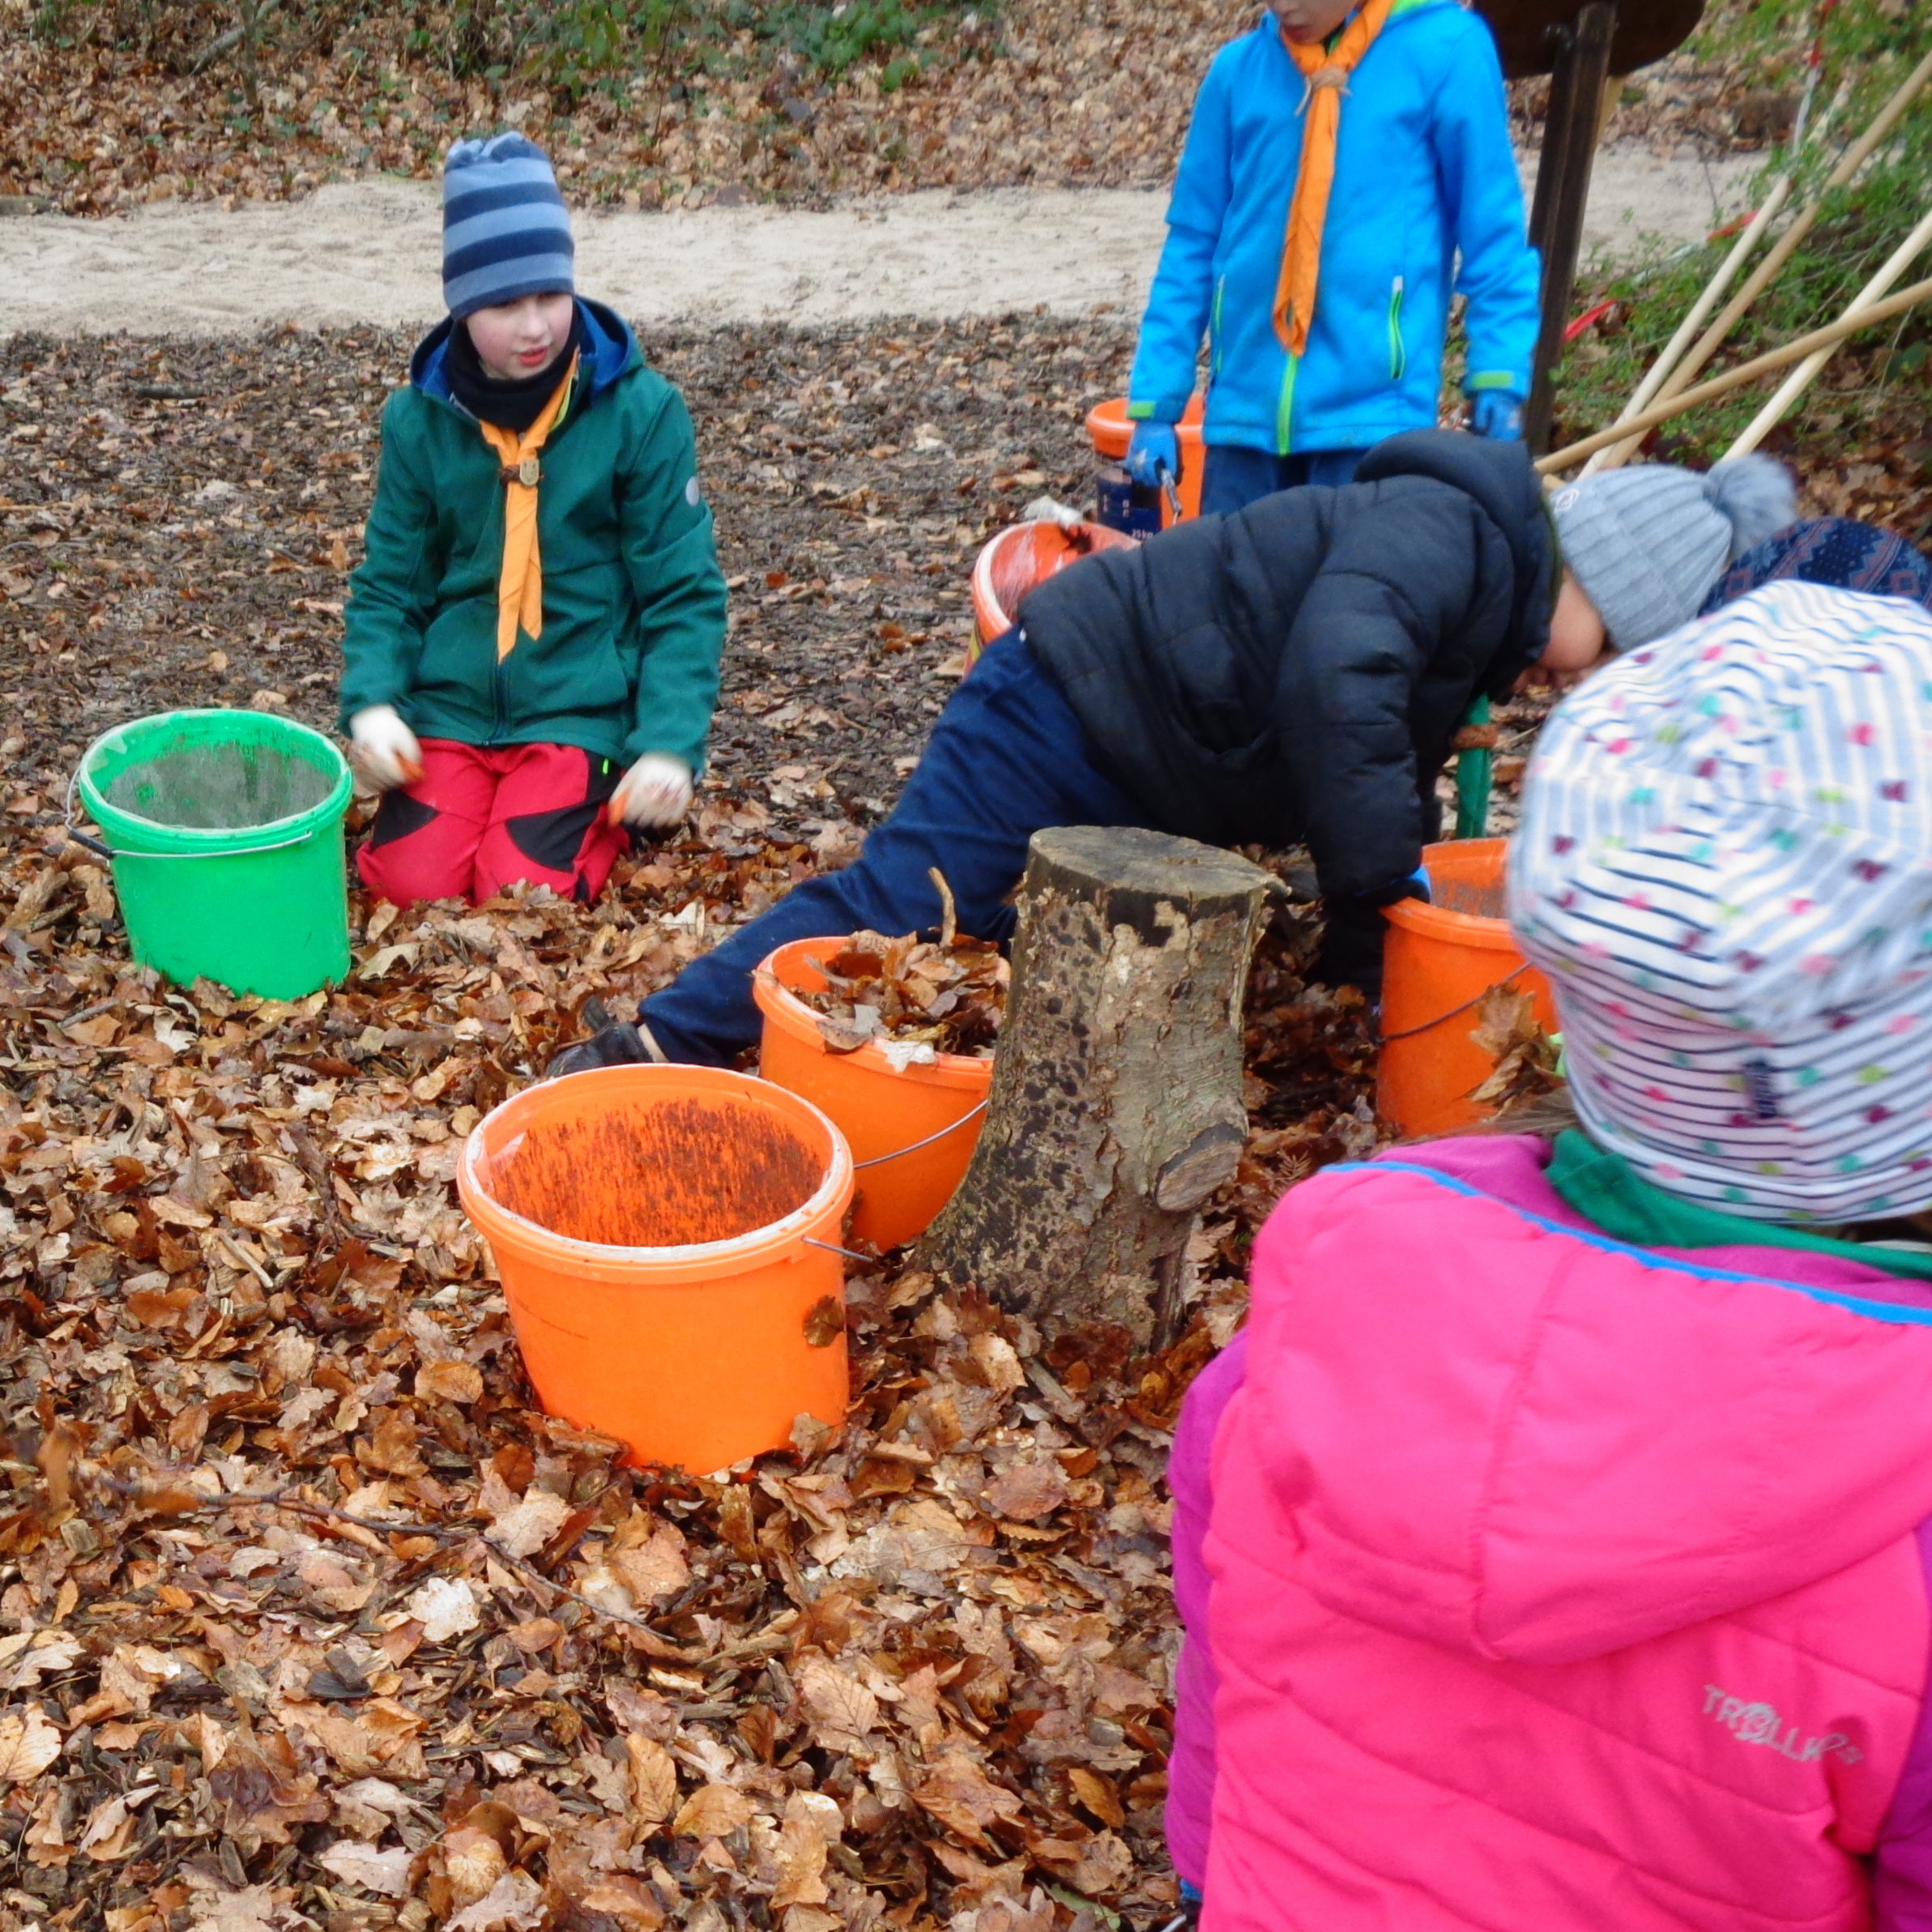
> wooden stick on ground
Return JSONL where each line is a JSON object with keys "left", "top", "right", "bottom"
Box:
{"left": 1723, "top": 201, "right": 1932, "bottom": 458}
{"left": 1537, "top": 271, "right": 1932, "bottom": 475}
{"left": 1592, "top": 45, "right": 1932, "bottom": 462}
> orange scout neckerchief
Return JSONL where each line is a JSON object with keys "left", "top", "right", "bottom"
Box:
{"left": 476, "top": 349, "right": 580, "bottom": 662}
{"left": 1274, "top": 0, "right": 1396, "bottom": 358}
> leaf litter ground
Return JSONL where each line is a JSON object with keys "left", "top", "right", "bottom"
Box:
{"left": 1, "top": 0, "right": 1772, "bottom": 219}
{"left": 0, "top": 317, "right": 1384, "bottom": 1932}
{"left": 0, "top": 310, "right": 1917, "bottom": 1932}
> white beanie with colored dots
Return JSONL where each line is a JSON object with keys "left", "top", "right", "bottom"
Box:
{"left": 1508, "top": 579, "right": 1932, "bottom": 1225}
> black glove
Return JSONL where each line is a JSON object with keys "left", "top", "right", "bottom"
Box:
{"left": 1311, "top": 898, "right": 1389, "bottom": 1000}
{"left": 1310, "top": 873, "right": 1429, "bottom": 1002}
{"left": 547, "top": 998, "right": 664, "bottom": 1078}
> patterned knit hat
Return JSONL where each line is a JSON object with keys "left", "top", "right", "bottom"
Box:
{"left": 441, "top": 134, "right": 574, "bottom": 321}
{"left": 1509, "top": 581, "right": 1932, "bottom": 1224}
{"left": 1550, "top": 455, "right": 1798, "bottom": 650}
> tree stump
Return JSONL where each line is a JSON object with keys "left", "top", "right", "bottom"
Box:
{"left": 917, "top": 826, "right": 1277, "bottom": 1347}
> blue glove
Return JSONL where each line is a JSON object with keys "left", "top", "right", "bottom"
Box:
{"left": 1471, "top": 390, "right": 1525, "bottom": 441}
{"left": 1126, "top": 421, "right": 1180, "bottom": 487}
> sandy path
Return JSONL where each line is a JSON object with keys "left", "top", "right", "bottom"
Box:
{"left": 0, "top": 147, "right": 1756, "bottom": 336}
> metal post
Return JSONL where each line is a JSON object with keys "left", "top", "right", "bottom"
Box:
{"left": 1524, "top": 2, "right": 1619, "bottom": 453}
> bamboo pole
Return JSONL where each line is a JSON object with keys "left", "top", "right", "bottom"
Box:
{"left": 1724, "top": 202, "right": 1932, "bottom": 458}
{"left": 1591, "top": 78, "right": 1850, "bottom": 475}
{"left": 1597, "top": 46, "right": 1932, "bottom": 448}
{"left": 1581, "top": 178, "right": 1793, "bottom": 475}
{"left": 1537, "top": 271, "right": 1932, "bottom": 475}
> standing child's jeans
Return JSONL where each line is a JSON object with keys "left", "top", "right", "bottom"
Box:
{"left": 638, "top": 632, "right": 1149, "bottom": 1065}
{"left": 358, "top": 739, "right": 628, "bottom": 906}
{"left": 1200, "top": 446, "right": 1367, "bottom": 516}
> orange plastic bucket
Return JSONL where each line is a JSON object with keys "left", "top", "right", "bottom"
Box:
{"left": 754, "top": 936, "right": 993, "bottom": 1252}
{"left": 967, "top": 518, "right": 1137, "bottom": 669}
{"left": 1376, "top": 839, "right": 1558, "bottom": 1138}
{"left": 1085, "top": 394, "right": 1206, "bottom": 526}
{"left": 456, "top": 1064, "right": 855, "bottom": 1474}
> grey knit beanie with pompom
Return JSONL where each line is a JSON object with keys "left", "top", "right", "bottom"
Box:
{"left": 1549, "top": 454, "right": 1798, "bottom": 650}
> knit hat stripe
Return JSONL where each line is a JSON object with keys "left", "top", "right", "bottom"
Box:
{"left": 444, "top": 158, "right": 565, "bottom": 207}
{"left": 445, "top": 222, "right": 574, "bottom": 280}
{"left": 1512, "top": 580, "right": 1932, "bottom": 1222}
{"left": 441, "top": 133, "right": 575, "bottom": 320}
{"left": 444, "top": 256, "right": 577, "bottom": 318}
{"left": 448, "top": 185, "right": 568, "bottom": 232}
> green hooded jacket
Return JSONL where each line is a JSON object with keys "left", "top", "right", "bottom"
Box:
{"left": 339, "top": 299, "right": 727, "bottom": 773}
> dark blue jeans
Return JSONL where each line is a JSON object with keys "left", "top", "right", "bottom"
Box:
{"left": 1200, "top": 444, "right": 1367, "bottom": 515}
{"left": 641, "top": 633, "right": 1148, "bottom": 1065}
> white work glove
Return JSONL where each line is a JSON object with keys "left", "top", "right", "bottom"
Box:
{"left": 608, "top": 753, "right": 693, "bottom": 831}
{"left": 349, "top": 705, "right": 423, "bottom": 791}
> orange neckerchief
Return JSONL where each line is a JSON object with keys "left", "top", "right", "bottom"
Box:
{"left": 476, "top": 350, "right": 579, "bottom": 662}
{"left": 1273, "top": 0, "right": 1395, "bottom": 358}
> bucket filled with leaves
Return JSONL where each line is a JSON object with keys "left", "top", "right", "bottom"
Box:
{"left": 1376, "top": 838, "right": 1559, "bottom": 1137}
{"left": 754, "top": 906, "right": 1004, "bottom": 1252}
{"left": 457, "top": 1064, "right": 855, "bottom": 1474}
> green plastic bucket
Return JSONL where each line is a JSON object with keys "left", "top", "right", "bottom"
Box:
{"left": 73, "top": 710, "right": 353, "bottom": 1000}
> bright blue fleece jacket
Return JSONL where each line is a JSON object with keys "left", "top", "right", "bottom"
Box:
{"left": 1129, "top": 0, "right": 1542, "bottom": 456}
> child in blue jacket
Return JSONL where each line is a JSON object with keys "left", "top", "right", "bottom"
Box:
{"left": 1127, "top": 0, "right": 1542, "bottom": 515}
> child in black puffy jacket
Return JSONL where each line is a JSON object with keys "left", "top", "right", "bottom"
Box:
{"left": 556, "top": 429, "right": 1598, "bottom": 1070}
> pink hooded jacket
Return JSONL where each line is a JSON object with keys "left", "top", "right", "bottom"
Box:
{"left": 1169, "top": 1135, "right": 1932, "bottom": 1931}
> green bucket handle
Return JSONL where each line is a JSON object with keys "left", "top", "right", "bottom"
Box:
{"left": 62, "top": 768, "right": 318, "bottom": 864}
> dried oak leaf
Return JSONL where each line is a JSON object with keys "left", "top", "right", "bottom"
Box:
{"left": 416, "top": 1358, "right": 483, "bottom": 1405}
{"left": 0, "top": 1704, "right": 61, "bottom": 1783}
{"left": 576, "top": 1878, "right": 665, "bottom": 1928}
{"left": 299, "top": 1550, "right": 375, "bottom": 1614}
{"left": 295, "top": 1699, "right": 428, "bottom": 1781}
{"left": 671, "top": 1782, "right": 756, "bottom": 1840}
{"left": 770, "top": 1790, "right": 842, "bottom": 1910}
{"left": 0, "top": 1630, "right": 82, "bottom": 1693}
{"left": 1031, "top": 1826, "right": 1135, "bottom": 1898}
{"left": 486, "top": 1486, "right": 572, "bottom": 1560}
{"left": 207, "top": 1731, "right": 331, "bottom": 1849}
{"left": 405, "top": 1575, "right": 481, "bottom": 1642}
{"left": 78, "top": 1791, "right": 139, "bottom": 1861}
{"left": 185, "top": 1885, "right": 288, "bottom": 1932}
{"left": 608, "top": 1517, "right": 690, "bottom": 1606}
{"left": 625, "top": 1734, "right": 679, "bottom": 1830}
{"left": 316, "top": 1839, "right": 413, "bottom": 1898}
{"left": 910, "top": 1748, "right": 1024, "bottom": 1849}
{"left": 357, "top": 1410, "right": 429, "bottom": 1478}
{"left": 1067, "top": 1766, "right": 1124, "bottom": 1829}
{"left": 793, "top": 1652, "right": 878, "bottom": 1756}
{"left": 983, "top": 1458, "right": 1069, "bottom": 1524}
{"left": 446, "top": 1868, "right": 545, "bottom": 1932}
{"left": 443, "top": 1824, "right": 509, "bottom": 1910}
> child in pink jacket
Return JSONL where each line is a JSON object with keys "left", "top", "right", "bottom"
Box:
{"left": 1169, "top": 578, "right": 1932, "bottom": 1931}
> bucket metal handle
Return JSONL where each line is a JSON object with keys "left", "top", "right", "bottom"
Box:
{"left": 852, "top": 1098, "right": 990, "bottom": 1171}
{"left": 63, "top": 768, "right": 316, "bottom": 863}
{"left": 1379, "top": 962, "right": 1529, "bottom": 1044}
{"left": 804, "top": 1236, "right": 876, "bottom": 1263}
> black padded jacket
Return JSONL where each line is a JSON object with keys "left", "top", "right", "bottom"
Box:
{"left": 1017, "top": 430, "right": 1555, "bottom": 900}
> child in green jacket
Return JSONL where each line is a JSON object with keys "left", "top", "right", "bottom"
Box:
{"left": 339, "top": 134, "right": 727, "bottom": 905}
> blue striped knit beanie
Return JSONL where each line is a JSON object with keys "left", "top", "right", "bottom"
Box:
{"left": 441, "top": 134, "right": 574, "bottom": 321}
{"left": 1510, "top": 581, "right": 1932, "bottom": 1224}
